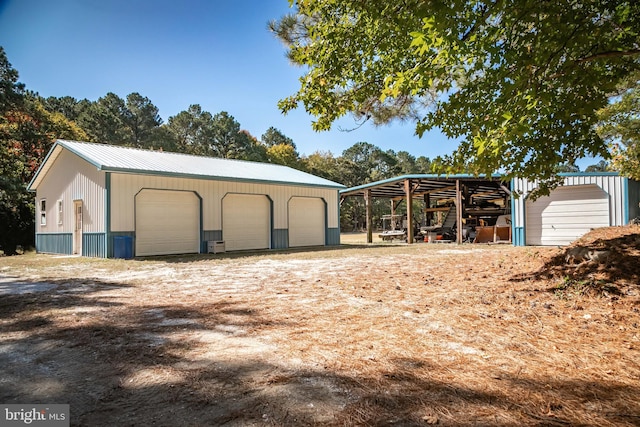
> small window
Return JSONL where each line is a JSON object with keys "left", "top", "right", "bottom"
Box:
{"left": 40, "top": 199, "right": 46, "bottom": 226}
{"left": 57, "top": 200, "right": 63, "bottom": 225}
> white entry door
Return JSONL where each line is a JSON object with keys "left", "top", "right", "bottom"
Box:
{"left": 73, "top": 200, "right": 83, "bottom": 255}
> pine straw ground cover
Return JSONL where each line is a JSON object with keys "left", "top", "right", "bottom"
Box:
{"left": 1, "top": 226, "right": 639, "bottom": 426}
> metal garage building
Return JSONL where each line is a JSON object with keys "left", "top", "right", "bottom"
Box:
{"left": 512, "top": 174, "right": 640, "bottom": 246}
{"left": 341, "top": 173, "right": 639, "bottom": 247}
{"left": 28, "top": 140, "right": 344, "bottom": 257}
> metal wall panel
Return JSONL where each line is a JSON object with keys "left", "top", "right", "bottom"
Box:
{"left": 82, "top": 233, "right": 106, "bottom": 257}
{"left": 326, "top": 228, "right": 341, "bottom": 246}
{"left": 35, "top": 149, "right": 105, "bottom": 234}
{"left": 36, "top": 233, "right": 73, "bottom": 255}
{"left": 629, "top": 179, "right": 640, "bottom": 221}
{"left": 272, "top": 229, "right": 288, "bottom": 249}
{"left": 512, "top": 174, "right": 628, "bottom": 246}
{"left": 35, "top": 149, "right": 105, "bottom": 255}
{"left": 110, "top": 173, "right": 340, "bottom": 241}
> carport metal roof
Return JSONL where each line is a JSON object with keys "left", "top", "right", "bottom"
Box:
{"left": 340, "top": 174, "right": 510, "bottom": 203}
{"left": 340, "top": 174, "right": 512, "bottom": 244}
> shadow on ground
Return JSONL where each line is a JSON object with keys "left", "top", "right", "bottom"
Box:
{"left": 138, "top": 243, "right": 400, "bottom": 264}
{"left": 1, "top": 276, "right": 639, "bottom": 426}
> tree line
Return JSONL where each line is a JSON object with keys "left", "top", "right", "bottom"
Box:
{"left": 0, "top": 47, "right": 438, "bottom": 254}
{"left": 2, "top": 35, "right": 635, "bottom": 254}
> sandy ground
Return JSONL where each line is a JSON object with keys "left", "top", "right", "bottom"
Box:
{"left": 1, "top": 228, "right": 639, "bottom": 426}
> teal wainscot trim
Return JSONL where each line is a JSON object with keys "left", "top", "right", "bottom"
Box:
{"left": 83, "top": 233, "right": 106, "bottom": 258}
{"left": 326, "top": 228, "right": 340, "bottom": 246}
{"left": 272, "top": 229, "right": 288, "bottom": 249}
{"left": 36, "top": 233, "right": 73, "bottom": 255}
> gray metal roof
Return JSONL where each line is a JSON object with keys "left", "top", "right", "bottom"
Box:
{"left": 29, "top": 140, "right": 345, "bottom": 190}
{"left": 340, "top": 174, "right": 511, "bottom": 203}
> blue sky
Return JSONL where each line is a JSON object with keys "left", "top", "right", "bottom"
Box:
{"left": 0, "top": 0, "right": 597, "bottom": 168}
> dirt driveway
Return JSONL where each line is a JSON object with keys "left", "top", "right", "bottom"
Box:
{"left": 1, "top": 231, "right": 639, "bottom": 426}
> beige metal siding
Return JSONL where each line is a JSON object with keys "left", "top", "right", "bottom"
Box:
{"left": 222, "top": 194, "right": 270, "bottom": 251}
{"left": 110, "top": 173, "right": 340, "bottom": 234}
{"left": 35, "top": 148, "right": 105, "bottom": 233}
{"left": 525, "top": 185, "right": 610, "bottom": 245}
{"left": 135, "top": 189, "right": 200, "bottom": 256}
{"left": 289, "top": 197, "right": 325, "bottom": 247}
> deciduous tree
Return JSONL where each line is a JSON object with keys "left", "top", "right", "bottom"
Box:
{"left": 597, "top": 78, "right": 640, "bottom": 179}
{"left": 1, "top": 84, "right": 87, "bottom": 254}
{"left": 272, "top": 1, "right": 640, "bottom": 193}
{"left": 585, "top": 160, "right": 610, "bottom": 172}
{"left": 266, "top": 143, "right": 299, "bottom": 167}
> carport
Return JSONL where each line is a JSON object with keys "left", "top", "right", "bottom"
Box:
{"left": 340, "top": 175, "right": 512, "bottom": 244}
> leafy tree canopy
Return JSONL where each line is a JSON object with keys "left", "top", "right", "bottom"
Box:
{"left": 585, "top": 159, "right": 610, "bottom": 172}
{"left": 1, "top": 94, "right": 87, "bottom": 254}
{"left": 78, "top": 92, "right": 130, "bottom": 144}
{"left": 342, "top": 141, "right": 400, "bottom": 183}
{"left": 597, "top": 75, "right": 640, "bottom": 179}
{"left": 266, "top": 143, "right": 299, "bottom": 167}
{"left": 124, "top": 92, "right": 163, "bottom": 148}
{"left": 272, "top": 0, "right": 640, "bottom": 192}
{"left": 0, "top": 47, "right": 24, "bottom": 112}
{"left": 261, "top": 126, "right": 296, "bottom": 149}
{"left": 166, "top": 104, "right": 219, "bottom": 155}
{"left": 209, "top": 111, "right": 255, "bottom": 159}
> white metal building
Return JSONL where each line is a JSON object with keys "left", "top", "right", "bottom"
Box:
{"left": 28, "top": 140, "right": 344, "bottom": 257}
{"left": 512, "top": 174, "right": 640, "bottom": 246}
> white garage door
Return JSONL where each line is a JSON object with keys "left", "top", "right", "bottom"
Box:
{"left": 223, "top": 194, "right": 270, "bottom": 251}
{"left": 136, "top": 189, "right": 200, "bottom": 256}
{"left": 289, "top": 197, "right": 325, "bottom": 247}
{"left": 525, "top": 184, "right": 609, "bottom": 246}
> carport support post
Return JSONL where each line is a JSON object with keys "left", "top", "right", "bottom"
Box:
{"left": 456, "top": 180, "right": 463, "bottom": 244}
{"left": 424, "top": 194, "right": 431, "bottom": 225}
{"left": 405, "top": 179, "right": 414, "bottom": 244}
{"left": 365, "top": 189, "right": 373, "bottom": 243}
